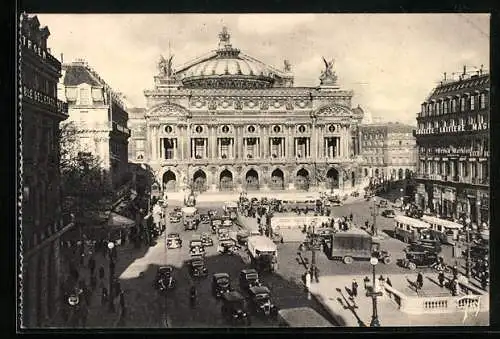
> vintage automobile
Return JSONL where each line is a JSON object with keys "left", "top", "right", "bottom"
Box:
{"left": 208, "top": 209, "right": 218, "bottom": 218}
{"left": 381, "top": 209, "right": 396, "bottom": 218}
{"left": 236, "top": 229, "right": 251, "bottom": 246}
{"left": 200, "top": 214, "right": 211, "bottom": 224}
{"left": 153, "top": 265, "right": 176, "bottom": 290}
{"left": 218, "top": 239, "right": 239, "bottom": 255}
{"left": 239, "top": 268, "right": 261, "bottom": 294}
{"left": 464, "top": 245, "right": 489, "bottom": 262}
{"left": 221, "top": 291, "right": 251, "bottom": 325}
{"left": 166, "top": 233, "right": 182, "bottom": 249}
{"left": 173, "top": 207, "right": 182, "bottom": 214}
{"left": 212, "top": 273, "right": 232, "bottom": 298}
{"left": 217, "top": 227, "right": 231, "bottom": 241}
{"left": 189, "top": 257, "right": 209, "bottom": 278}
{"left": 408, "top": 237, "right": 442, "bottom": 254}
{"left": 247, "top": 286, "right": 278, "bottom": 318}
{"left": 315, "top": 227, "right": 336, "bottom": 241}
{"left": 328, "top": 196, "right": 342, "bottom": 206}
{"left": 201, "top": 232, "right": 214, "bottom": 247}
{"left": 377, "top": 200, "right": 388, "bottom": 208}
{"left": 222, "top": 219, "right": 233, "bottom": 228}
{"left": 189, "top": 240, "right": 206, "bottom": 257}
{"left": 400, "top": 250, "right": 439, "bottom": 270}
{"left": 211, "top": 219, "right": 223, "bottom": 234}
{"left": 169, "top": 211, "right": 182, "bottom": 223}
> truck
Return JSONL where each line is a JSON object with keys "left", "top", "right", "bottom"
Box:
{"left": 324, "top": 228, "right": 392, "bottom": 265}
{"left": 247, "top": 235, "right": 278, "bottom": 272}
{"left": 182, "top": 206, "right": 199, "bottom": 231}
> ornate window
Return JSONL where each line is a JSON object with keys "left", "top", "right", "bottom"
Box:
{"left": 329, "top": 125, "right": 336, "bottom": 133}
{"left": 298, "top": 125, "right": 306, "bottom": 133}
{"left": 480, "top": 93, "right": 486, "bottom": 109}
{"left": 470, "top": 95, "right": 475, "bottom": 110}
{"left": 195, "top": 125, "right": 203, "bottom": 133}
{"left": 222, "top": 125, "right": 230, "bottom": 133}
{"left": 165, "top": 125, "right": 173, "bottom": 133}
{"left": 247, "top": 125, "right": 256, "bottom": 133}
{"left": 273, "top": 125, "right": 281, "bottom": 133}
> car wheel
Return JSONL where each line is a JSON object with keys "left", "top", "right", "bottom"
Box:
{"left": 343, "top": 256, "right": 354, "bottom": 264}
{"left": 408, "top": 262, "right": 417, "bottom": 270}
{"left": 383, "top": 256, "right": 392, "bottom": 265}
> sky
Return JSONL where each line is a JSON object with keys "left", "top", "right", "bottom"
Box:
{"left": 36, "top": 13, "right": 489, "bottom": 125}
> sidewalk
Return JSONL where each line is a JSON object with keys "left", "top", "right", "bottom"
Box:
{"left": 308, "top": 274, "right": 489, "bottom": 327}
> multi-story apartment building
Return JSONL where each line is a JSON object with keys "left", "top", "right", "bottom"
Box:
{"left": 58, "top": 60, "right": 131, "bottom": 188}
{"left": 20, "top": 14, "right": 72, "bottom": 327}
{"left": 131, "top": 27, "right": 366, "bottom": 193}
{"left": 360, "top": 122, "right": 417, "bottom": 183}
{"left": 414, "top": 68, "right": 489, "bottom": 226}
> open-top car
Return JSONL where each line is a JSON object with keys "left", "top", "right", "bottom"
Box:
{"left": 247, "top": 285, "right": 278, "bottom": 318}
{"left": 169, "top": 211, "right": 182, "bottom": 223}
{"left": 222, "top": 219, "right": 233, "bottom": 228}
{"left": 381, "top": 209, "right": 396, "bottom": 218}
{"left": 189, "top": 257, "right": 208, "bottom": 278}
{"left": 211, "top": 219, "right": 222, "bottom": 234}
{"left": 153, "top": 265, "right": 175, "bottom": 290}
{"left": 166, "top": 233, "right": 182, "bottom": 249}
{"left": 239, "top": 268, "right": 261, "bottom": 294}
{"left": 218, "top": 239, "right": 238, "bottom": 255}
{"left": 200, "top": 213, "right": 211, "bottom": 224}
{"left": 212, "top": 273, "right": 232, "bottom": 298}
{"left": 221, "top": 291, "right": 250, "bottom": 325}
{"left": 201, "top": 232, "right": 214, "bottom": 247}
{"left": 217, "top": 227, "right": 231, "bottom": 241}
{"left": 400, "top": 250, "right": 439, "bottom": 270}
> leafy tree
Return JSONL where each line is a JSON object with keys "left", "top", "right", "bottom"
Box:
{"left": 59, "top": 122, "right": 114, "bottom": 220}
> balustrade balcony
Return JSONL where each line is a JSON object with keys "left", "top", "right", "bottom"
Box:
{"left": 22, "top": 85, "right": 68, "bottom": 115}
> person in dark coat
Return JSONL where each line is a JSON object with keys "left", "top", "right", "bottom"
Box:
{"left": 99, "top": 266, "right": 105, "bottom": 280}
{"left": 101, "top": 287, "right": 108, "bottom": 306}
{"left": 386, "top": 277, "right": 392, "bottom": 287}
{"left": 88, "top": 256, "right": 96, "bottom": 276}
{"left": 351, "top": 279, "right": 358, "bottom": 297}
{"left": 416, "top": 272, "right": 423, "bottom": 290}
{"left": 438, "top": 271, "right": 445, "bottom": 288}
{"left": 349, "top": 213, "right": 353, "bottom": 222}
{"left": 481, "top": 272, "right": 488, "bottom": 290}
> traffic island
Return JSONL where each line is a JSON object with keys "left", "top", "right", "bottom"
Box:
{"left": 308, "top": 274, "right": 489, "bottom": 327}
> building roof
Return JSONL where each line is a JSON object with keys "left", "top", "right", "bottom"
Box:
{"left": 360, "top": 122, "right": 415, "bottom": 134}
{"left": 63, "top": 64, "right": 102, "bottom": 86}
{"left": 426, "top": 72, "right": 489, "bottom": 101}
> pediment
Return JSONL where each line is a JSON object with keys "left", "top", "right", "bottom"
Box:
{"left": 316, "top": 105, "right": 352, "bottom": 117}
{"left": 148, "top": 102, "right": 190, "bottom": 117}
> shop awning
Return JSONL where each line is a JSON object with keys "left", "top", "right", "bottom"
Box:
{"left": 108, "top": 212, "right": 135, "bottom": 227}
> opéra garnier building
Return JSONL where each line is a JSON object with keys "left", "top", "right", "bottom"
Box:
{"left": 139, "top": 27, "right": 364, "bottom": 193}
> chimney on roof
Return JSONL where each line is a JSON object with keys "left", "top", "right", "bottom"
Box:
{"left": 463, "top": 65, "right": 466, "bottom": 76}
{"left": 480, "top": 64, "right": 484, "bottom": 75}
{"left": 443, "top": 72, "right": 447, "bottom": 81}
{"left": 60, "top": 53, "right": 63, "bottom": 63}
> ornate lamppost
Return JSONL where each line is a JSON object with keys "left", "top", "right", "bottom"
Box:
{"left": 107, "top": 241, "right": 115, "bottom": 312}
{"left": 366, "top": 256, "right": 382, "bottom": 327}
{"left": 464, "top": 216, "right": 472, "bottom": 279}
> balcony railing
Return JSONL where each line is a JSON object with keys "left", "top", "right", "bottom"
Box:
{"left": 22, "top": 86, "right": 68, "bottom": 115}
{"left": 111, "top": 121, "right": 131, "bottom": 135}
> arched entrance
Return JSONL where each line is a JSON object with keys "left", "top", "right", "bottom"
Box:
{"left": 245, "top": 169, "right": 259, "bottom": 191}
{"left": 193, "top": 169, "right": 207, "bottom": 192}
{"left": 219, "top": 169, "right": 234, "bottom": 191}
{"left": 296, "top": 168, "right": 310, "bottom": 191}
{"left": 270, "top": 168, "right": 285, "bottom": 190}
{"left": 162, "top": 170, "right": 177, "bottom": 192}
{"left": 351, "top": 171, "right": 356, "bottom": 187}
{"left": 375, "top": 168, "right": 380, "bottom": 177}
{"left": 398, "top": 168, "right": 404, "bottom": 180}
{"left": 326, "top": 168, "right": 339, "bottom": 190}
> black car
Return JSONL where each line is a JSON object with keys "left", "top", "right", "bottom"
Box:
{"left": 201, "top": 233, "right": 214, "bottom": 247}
{"left": 189, "top": 258, "right": 208, "bottom": 278}
{"left": 239, "top": 269, "right": 261, "bottom": 294}
{"left": 381, "top": 209, "right": 396, "bottom": 218}
{"left": 400, "top": 250, "right": 439, "bottom": 270}
{"left": 212, "top": 273, "right": 232, "bottom": 298}
{"left": 247, "top": 285, "right": 278, "bottom": 318}
{"left": 465, "top": 245, "right": 489, "bottom": 262}
{"left": 153, "top": 266, "right": 175, "bottom": 290}
{"left": 166, "top": 233, "right": 182, "bottom": 249}
{"left": 200, "top": 214, "right": 210, "bottom": 224}
{"left": 221, "top": 291, "right": 250, "bottom": 325}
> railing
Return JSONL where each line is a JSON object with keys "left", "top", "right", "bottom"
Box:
{"left": 22, "top": 86, "right": 68, "bottom": 115}
{"left": 111, "top": 121, "right": 131, "bottom": 135}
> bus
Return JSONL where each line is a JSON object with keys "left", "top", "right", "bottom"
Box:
{"left": 393, "top": 215, "right": 431, "bottom": 243}
{"left": 182, "top": 206, "right": 199, "bottom": 231}
{"left": 277, "top": 307, "right": 334, "bottom": 327}
{"left": 421, "top": 215, "right": 462, "bottom": 245}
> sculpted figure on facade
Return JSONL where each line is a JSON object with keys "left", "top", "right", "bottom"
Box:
{"left": 320, "top": 57, "right": 338, "bottom": 85}
{"left": 158, "top": 54, "right": 174, "bottom": 77}
{"left": 283, "top": 59, "right": 292, "bottom": 73}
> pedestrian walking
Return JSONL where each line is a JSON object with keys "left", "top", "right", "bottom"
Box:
{"left": 416, "top": 272, "right": 423, "bottom": 290}
{"left": 88, "top": 256, "right": 96, "bottom": 276}
{"left": 99, "top": 266, "right": 105, "bottom": 280}
{"left": 438, "top": 271, "right": 445, "bottom": 288}
{"left": 101, "top": 287, "right": 108, "bottom": 306}
{"left": 386, "top": 277, "right": 392, "bottom": 287}
{"left": 349, "top": 213, "right": 353, "bottom": 222}
{"left": 351, "top": 279, "right": 358, "bottom": 298}
{"left": 481, "top": 272, "right": 488, "bottom": 290}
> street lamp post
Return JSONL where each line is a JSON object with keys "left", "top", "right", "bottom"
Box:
{"left": 370, "top": 198, "right": 379, "bottom": 236}
{"left": 310, "top": 222, "right": 317, "bottom": 282}
{"left": 465, "top": 217, "right": 472, "bottom": 279}
{"left": 107, "top": 242, "right": 115, "bottom": 312}
{"left": 367, "top": 257, "right": 382, "bottom": 327}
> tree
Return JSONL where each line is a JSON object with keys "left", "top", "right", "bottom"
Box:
{"left": 59, "top": 122, "right": 114, "bottom": 221}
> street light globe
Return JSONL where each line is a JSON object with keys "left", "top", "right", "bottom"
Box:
{"left": 370, "top": 257, "right": 379, "bottom": 266}
{"left": 465, "top": 217, "right": 471, "bottom": 225}
{"left": 108, "top": 242, "right": 115, "bottom": 250}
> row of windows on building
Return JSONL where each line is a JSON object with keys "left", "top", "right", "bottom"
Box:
{"left": 363, "top": 140, "right": 413, "bottom": 147}
{"left": 418, "top": 160, "right": 489, "bottom": 180}
{"left": 362, "top": 132, "right": 412, "bottom": 140}
{"left": 365, "top": 157, "right": 412, "bottom": 165}
{"left": 418, "top": 140, "right": 488, "bottom": 155}
{"left": 417, "top": 113, "right": 487, "bottom": 130}
{"left": 23, "top": 70, "right": 57, "bottom": 98}
{"left": 421, "top": 92, "right": 488, "bottom": 116}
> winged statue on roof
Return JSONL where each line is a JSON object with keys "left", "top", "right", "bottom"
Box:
{"left": 320, "top": 57, "right": 337, "bottom": 85}
{"left": 158, "top": 54, "right": 174, "bottom": 77}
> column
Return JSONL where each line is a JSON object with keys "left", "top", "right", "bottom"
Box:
{"left": 174, "top": 139, "right": 177, "bottom": 160}
{"left": 282, "top": 137, "right": 286, "bottom": 158}
{"left": 151, "top": 126, "right": 157, "bottom": 160}
{"left": 287, "top": 126, "right": 292, "bottom": 159}
{"left": 307, "top": 138, "right": 311, "bottom": 158}
{"left": 312, "top": 123, "right": 317, "bottom": 159}
{"left": 263, "top": 126, "right": 268, "bottom": 158}
{"left": 257, "top": 138, "right": 261, "bottom": 158}
{"left": 179, "top": 126, "right": 184, "bottom": 160}
{"left": 159, "top": 136, "right": 163, "bottom": 160}
{"left": 294, "top": 138, "right": 298, "bottom": 158}
{"left": 235, "top": 126, "right": 239, "bottom": 159}
{"left": 211, "top": 127, "right": 217, "bottom": 159}
{"left": 335, "top": 137, "right": 339, "bottom": 158}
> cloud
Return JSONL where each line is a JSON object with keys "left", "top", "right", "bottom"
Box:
{"left": 237, "top": 14, "right": 316, "bottom": 35}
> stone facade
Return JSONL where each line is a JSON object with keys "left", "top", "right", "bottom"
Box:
{"left": 20, "top": 14, "right": 71, "bottom": 328}
{"left": 58, "top": 60, "right": 131, "bottom": 189}
{"left": 359, "top": 123, "right": 417, "bottom": 183}
{"left": 414, "top": 69, "right": 489, "bottom": 226}
{"left": 130, "top": 28, "right": 366, "bottom": 193}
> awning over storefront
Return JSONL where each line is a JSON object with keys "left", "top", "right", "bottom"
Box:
{"left": 108, "top": 212, "right": 135, "bottom": 227}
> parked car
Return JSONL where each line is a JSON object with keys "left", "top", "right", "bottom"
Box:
{"left": 212, "top": 273, "right": 232, "bottom": 298}
{"left": 381, "top": 209, "right": 396, "bottom": 218}
{"left": 400, "top": 250, "right": 439, "bottom": 270}
{"left": 166, "top": 233, "right": 182, "bottom": 249}
{"left": 212, "top": 219, "right": 222, "bottom": 234}
{"left": 247, "top": 285, "right": 278, "bottom": 318}
{"left": 189, "top": 257, "right": 208, "bottom": 278}
{"left": 239, "top": 268, "right": 261, "bottom": 294}
{"left": 221, "top": 291, "right": 250, "bottom": 325}
{"left": 201, "top": 232, "right": 214, "bottom": 247}
{"left": 218, "top": 239, "right": 239, "bottom": 255}
{"left": 189, "top": 240, "right": 205, "bottom": 257}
